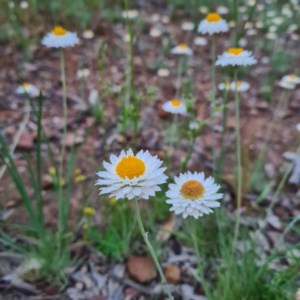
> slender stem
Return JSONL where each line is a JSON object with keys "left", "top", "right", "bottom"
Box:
{"left": 134, "top": 199, "right": 173, "bottom": 300}
{"left": 58, "top": 49, "right": 67, "bottom": 234}
{"left": 181, "top": 135, "right": 196, "bottom": 172}
{"left": 175, "top": 56, "right": 185, "bottom": 99}
{"left": 190, "top": 219, "right": 212, "bottom": 298}
{"left": 232, "top": 69, "right": 242, "bottom": 249}
{"left": 216, "top": 88, "right": 230, "bottom": 180}
{"left": 210, "top": 36, "right": 217, "bottom": 176}
{"left": 266, "top": 143, "right": 300, "bottom": 221}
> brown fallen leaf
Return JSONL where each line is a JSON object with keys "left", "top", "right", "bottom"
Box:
{"left": 62, "top": 133, "right": 84, "bottom": 148}
{"left": 17, "top": 131, "right": 34, "bottom": 150}
{"left": 164, "top": 264, "right": 180, "bottom": 284}
{"left": 127, "top": 256, "right": 157, "bottom": 283}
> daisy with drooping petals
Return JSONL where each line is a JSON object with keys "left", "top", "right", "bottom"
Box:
{"left": 96, "top": 149, "right": 167, "bottom": 200}
{"left": 16, "top": 83, "right": 39, "bottom": 97}
{"left": 162, "top": 99, "right": 187, "bottom": 115}
{"left": 171, "top": 43, "right": 193, "bottom": 56}
{"left": 166, "top": 172, "right": 223, "bottom": 219}
{"left": 198, "top": 12, "right": 229, "bottom": 35}
{"left": 216, "top": 48, "right": 257, "bottom": 67}
{"left": 42, "top": 26, "right": 79, "bottom": 48}
{"left": 230, "top": 80, "right": 250, "bottom": 92}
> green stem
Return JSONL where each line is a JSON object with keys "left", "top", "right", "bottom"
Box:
{"left": 134, "top": 199, "right": 173, "bottom": 300}
{"left": 210, "top": 36, "right": 217, "bottom": 176}
{"left": 232, "top": 69, "right": 242, "bottom": 249}
{"left": 216, "top": 88, "right": 230, "bottom": 180}
{"left": 58, "top": 48, "right": 67, "bottom": 234}
{"left": 181, "top": 135, "right": 196, "bottom": 172}
{"left": 176, "top": 56, "right": 185, "bottom": 99}
{"left": 190, "top": 219, "right": 212, "bottom": 298}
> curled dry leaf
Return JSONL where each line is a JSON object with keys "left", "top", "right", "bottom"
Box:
{"left": 127, "top": 256, "right": 157, "bottom": 283}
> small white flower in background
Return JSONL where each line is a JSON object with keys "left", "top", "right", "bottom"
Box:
{"left": 296, "top": 123, "right": 300, "bottom": 132}
{"left": 162, "top": 99, "right": 187, "bottom": 115}
{"left": 255, "top": 21, "right": 264, "bottom": 29}
{"left": 216, "top": 48, "right": 257, "bottom": 67}
{"left": 166, "top": 171, "right": 223, "bottom": 219}
{"left": 218, "top": 81, "right": 231, "bottom": 91}
{"left": 193, "top": 36, "right": 207, "bottom": 46}
{"left": 273, "top": 17, "right": 283, "bottom": 25}
{"left": 121, "top": 9, "right": 139, "bottom": 19}
{"left": 281, "top": 74, "right": 300, "bottom": 85}
{"left": 257, "top": 4, "right": 265, "bottom": 11}
{"left": 8, "top": 1, "right": 15, "bottom": 8}
{"left": 150, "top": 27, "right": 162, "bottom": 38}
{"left": 20, "top": 1, "right": 29, "bottom": 9}
{"left": 161, "top": 15, "right": 170, "bottom": 24}
{"left": 181, "top": 21, "right": 195, "bottom": 31}
{"left": 246, "top": 29, "right": 258, "bottom": 36}
{"left": 288, "top": 24, "right": 298, "bottom": 33}
{"left": 16, "top": 83, "right": 39, "bottom": 97}
{"left": 189, "top": 121, "right": 200, "bottom": 131}
{"left": 247, "top": 0, "right": 256, "bottom": 6}
{"left": 96, "top": 149, "right": 167, "bottom": 200}
{"left": 291, "top": 33, "right": 300, "bottom": 41}
{"left": 278, "top": 74, "right": 300, "bottom": 90}
{"left": 199, "top": 6, "right": 209, "bottom": 14}
{"left": 171, "top": 43, "right": 193, "bottom": 56}
{"left": 266, "top": 32, "right": 277, "bottom": 40}
{"left": 198, "top": 12, "right": 229, "bottom": 35}
{"left": 82, "top": 29, "right": 94, "bottom": 39}
{"left": 230, "top": 80, "right": 250, "bottom": 92}
{"left": 76, "top": 68, "right": 90, "bottom": 79}
{"left": 239, "top": 38, "right": 247, "bottom": 47}
{"left": 216, "top": 6, "right": 229, "bottom": 15}
{"left": 228, "top": 20, "right": 236, "bottom": 28}
{"left": 42, "top": 26, "right": 79, "bottom": 48}
{"left": 157, "top": 68, "right": 170, "bottom": 77}
{"left": 150, "top": 14, "right": 160, "bottom": 23}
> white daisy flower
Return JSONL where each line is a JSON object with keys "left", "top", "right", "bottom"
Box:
{"left": 181, "top": 21, "right": 195, "bottom": 31}
{"left": 193, "top": 36, "right": 207, "bottom": 46}
{"left": 166, "top": 171, "right": 223, "bottom": 219}
{"left": 76, "top": 68, "right": 90, "bottom": 79}
{"left": 42, "top": 26, "right": 79, "bottom": 48}
{"left": 198, "top": 13, "right": 229, "bottom": 35}
{"left": 171, "top": 43, "right": 193, "bottom": 56}
{"left": 230, "top": 80, "right": 250, "bottom": 92}
{"left": 278, "top": 80, "right": 296, "bottom": 90}
{"left": 216, "top": 48, "right": 257, "bottom": 67}
{"left": 216, "top": 6, "right": 229, "bottom": 15}
{"left": 157, "top": 68, "right": 170, "bottom": 77}
{"left": 82, "top": 29, "right": 94, "bottom": 39}
{"left": 96, "top": 149, "right": 167, "bottom": 200}
{"left": 16, "top": 83, "right": 39, "bottom": 97}
{"left": 162, "top": 99, "right": 187, "bottom": 115}
{"left": 121, "top": 9, "right": 139, "bottom": 19}
{"left": 281, "top": 74, "right": 300, "bottom": 85}
{"left": 218, "top": 81, "right": 231, "bottom": 91}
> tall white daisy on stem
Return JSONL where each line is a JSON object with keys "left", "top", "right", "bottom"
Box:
{"left": 216, "top": 47, "right": 256, "bottom": 248}
{"left": 42, "top": 25, "right": 79, "bottom": 233}
{"left": 198, "top": 12, "right": 229, "bottom": 175}
{"left": 166, "top": 171, "right": 222, "bottom": 296}
{"left": 96, "top": 149, "right": 173, "bottom": 299}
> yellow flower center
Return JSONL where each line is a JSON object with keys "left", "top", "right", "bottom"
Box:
{"left": 22, "top": 83, "right": 30, "bottom": 89}
{"left": 180, "top": 180, "right": 205, "bottom": 200}
{"left": 288, "top": 74, "right": 297, "bottom": 79}
{"left": 178, "top": 43, "right": 188, "bottom": 49}
{"left": 116, "top": 156, "right": 146, "bottom": 179}
{"left": 228, "top": 48, "right": 244, "bottom": 55}
{"left": 206, "top": 13, "right": 222, "bottom": 22}
{"left": 236, "top": 81, "right": 242, "bottom": 87}
{"left": 170, "top": 99, "right": 182, "bottom": 107}
{"left": 52, "top": 26, "right": 67, "bottom": 36}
